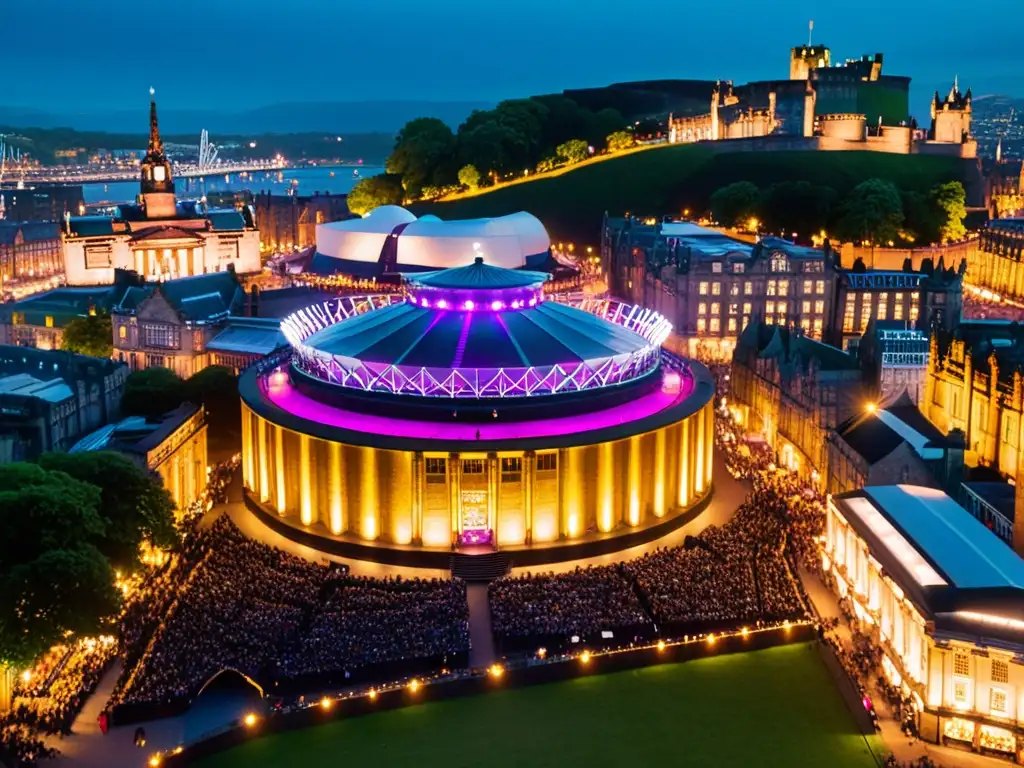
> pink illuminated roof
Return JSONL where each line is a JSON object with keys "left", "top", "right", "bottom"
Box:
{"left": 261, "top": 367, "right": 694, "bottom": 444}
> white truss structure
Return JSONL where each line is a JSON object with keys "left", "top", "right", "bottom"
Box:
{"left": 198, "top": 129, "right": 219, "bottom": 172}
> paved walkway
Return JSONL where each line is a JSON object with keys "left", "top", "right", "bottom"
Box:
{"left": 798, "top": 566, "right": 1011, "bottom": 768}
{"left": 466, "top": 583, "right": 497, "bottom": 668}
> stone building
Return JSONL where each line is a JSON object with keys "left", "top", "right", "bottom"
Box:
{"left": 824, "top": 485, "right": 1024, "bottom": 757}
{"left": 62, "top": 96, "right": 261, "bottom": 286}
{"left": 0, "top": 185, "right": 84, "bottom": 224}
{"left": 970, "top": 220, "right": 1024, "bottom": 302}
{"left": 668, "top": 81, "right": 781, "bottom": 144}
{"left": 252, "top": 191, "right": 352, "bottom": 253}
{"left": 826, "top": 391, "right": 963, "bottom": 497}
{"left": 111, "top": 270, "right": 244, "bottom": 377}
{"left": 0, "top": 284, "right": 116, "bottom": 350}
{"left": 730, "top": 320, "right": 864, "bottom": 486}
{"left": 856, "top": 320, "right": 930, "bottom": 405}
{"left": 0, "top": 345, "right": 127, "bottom": 462}
{"left": 70, "top": 402, "right": 207, "bottom": 515}
{"left": 0, "top": 221, "right": 63, "bottom": 298}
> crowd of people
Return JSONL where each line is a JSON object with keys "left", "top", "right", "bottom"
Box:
{"left": 0, "top": 636, "right": 117, "bottom": 764}
{"left": 110, "top": 517, "right": 470, "bottom": 708}
{"left": 489, "top": 567, "right": 649, "bottom": 639}
{"left": 282, "top": 576, "right": 469, "bottom": 678}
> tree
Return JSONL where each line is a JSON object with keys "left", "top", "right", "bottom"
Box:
{"left": 38, "top": 452, "right": 177, "bottom": 572}
{"left": 61, "top": 311, "right": 113, "bottom": 358}
{"left": 456, "top": 121, "right": 515, "bottom": 178}
{"left": 759, "top": 182, "right": 837, "bottom": 237}
{"left": 583, "top": 108, "right": 626, "bottom": 147}
{"left": 710, "top": 181, "right": 761, "bottom": 227}
{"left": 899, "top": 190, "right": 940, "bottom": 244}
{"left": 555, "top": 139, "right": 589, "bottom": 165}
{"left": 385, "top": 117, "right": 457, "bottom": 199}
{"left": 186, "top": 364, "right": 241, "bottom": 441}
{"left": 458, "top": 164, "right": 481, "bottom": 190}
{"left": 346, "top": 174, "right": 404, "bottom": 216}
{"left": 121, "top": 366, "right": 186, "bottom": 419}
{"left": 0, "top": 463, "right": 118, "bottom": 668}
{"left": 605, "top": 130, "right": 635, "bottom": 152}
{"left": 930, "top": 181, "right": 967, "bottom": 243}
{"left": 835, "top": 179, "right": 905, "bottom": 245}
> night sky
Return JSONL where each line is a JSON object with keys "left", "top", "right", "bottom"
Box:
{"left": 6, "top": 0, "right": 1022, "bottom": 119}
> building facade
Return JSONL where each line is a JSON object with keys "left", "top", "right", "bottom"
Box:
{"left": 61, "top": 97, "right": 260, "bottom": 286}
{"left": 730, "top": 321, "right": 864, "bottom": 486}
{"left": 252, "top": 191, "right": 352, "bottom": 253}
{"left": 970, "top": 220, "right": 1024, "bottom": 303}
{"left": 111, "top": 270, "right": 244, "bottom": 377}
{"left": 0, "top": 185, "right": 84, "bottom": 224}
{"left": 857, "top": 321, "right": 931, "bottom": 405}
{"left": 71, "top": 403, "right": 208, "bottom": 515}
{"left": 0, "top": 284, "right": 115, "bottom": 350}
{"left": 0, "top": 345, "right": 127, "bottom": 461}
{"left": 824, "top": 486, "right": 1024, "bottom": 759}
{"left": 0, "top": 221, "right": 64, "bottom": 299}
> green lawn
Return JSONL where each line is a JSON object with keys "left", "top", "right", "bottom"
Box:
{"left": 200, "top": 644, "right": 882, "bottom": 768}
{"left": 412, "top": 144, "right": 973, "bottom": 246}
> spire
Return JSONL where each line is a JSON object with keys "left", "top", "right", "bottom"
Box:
{"left": 148, "top": 87, "right": 163, "bottom": 156}
{"left": 997, "top": 137, "right": 1003, "bottom": 164}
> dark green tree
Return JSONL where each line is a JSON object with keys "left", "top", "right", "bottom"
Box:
{"left": 457, "top": 121, "right": 515, "bottom": 178}
{"left": 530, "top": 95, "right": 588, "bottom": 152}
{"left": 583, "top": 108, "right": 626, "bottom": 147}
{"left": 710, "top": 181, "right": 761, "bottom": 227}
{"left": 930, "top": 181, "right": 968, "bottom": 243}
{"left": 900, "top": 190, "right": 940, "bottom": 244}
{"left": 385, "top": 117, "right": 457, "bottom": 199}
{"left": 836, "top": 179, "right": 905, "bottom": 245}
{"left": 121, "top": 367, "right": 186, "bottom": 419}
{"left": 187, "top": 364, "right": 241, "bottom": 440}
{"left": 346, "top": 173, "right": 404, "bottom": 215}
{"left": 759, "top": 182, "right": 838, "bottom": 237}
{"left": 556, "top": 139, "right": 589, "bottom": 165}
{"left": 38, "top": 452, "right": 177, "bottom": 572}
{"left": 61, "top": 311, "right": 113, "bottom": 358}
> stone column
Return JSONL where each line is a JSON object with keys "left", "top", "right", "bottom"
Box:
{"left": 412, "top": 451, "right": 424, "bottom": 545}
{"left": 523, "top": 450, "right": 535, "bottom": 545}
{"left": 557, "top": 447, "right": 569, "bottom": 539}
{"left": 449, "top": 452, "right": 461, "bottom": 546}
{"left": 487, "top": 452, "right": 498, "bottom": 541}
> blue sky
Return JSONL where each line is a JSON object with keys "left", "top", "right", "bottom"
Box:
{"left": 6, "top": 0, "right": 1022, "bottom": 119}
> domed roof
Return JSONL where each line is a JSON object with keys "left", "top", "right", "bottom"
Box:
{"left": 360, "top": 205, "right": 417, "bottom": 230}
{"left": 303, "top": 299, "right": 649, "bottom": 370}
{"left": 408, "top": 258, "right": 549, "bottom": 290}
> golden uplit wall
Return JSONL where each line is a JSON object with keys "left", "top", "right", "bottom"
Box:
{"left": 150, "top": 416, "right": 208, "bottom": 519}
{"left": 241, "top": 399, "right": 714, "bottom": 550}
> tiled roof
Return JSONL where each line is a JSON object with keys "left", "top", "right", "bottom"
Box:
{"left": 67, "top": 216, "right": 116, "bottom": 237}
{"left": 0, "top": 285, "right": 117, "bottom": 328}
{"left": 112, "top": 271, "right": 241, "bottom": 323}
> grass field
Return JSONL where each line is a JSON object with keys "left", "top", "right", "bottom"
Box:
{"left": 412, "top": 144, "right": 974, "bottom": 246}
{"left": 200, "top": 644, "right": 883, "bottom": 768}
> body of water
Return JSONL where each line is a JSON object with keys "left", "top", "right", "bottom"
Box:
{"left": 82, "top": 165, "right": 384, "bottom": 204}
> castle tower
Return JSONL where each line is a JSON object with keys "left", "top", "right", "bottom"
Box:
{"left": 802, "top": 79, "right": 817, "bottom": 137}
{"left": 930, "top": 79, "right": 972, "bottom": 144}
{"left": 790, "top": 43, "right": 830, "bottom": 80}
{"left": 710, "top": 82, "right": 721, "bottom": 140}
{"left": 140, "top": 88, "right": 177, "bottom": 219}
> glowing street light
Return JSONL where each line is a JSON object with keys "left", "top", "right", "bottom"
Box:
{"left": 656, "top": 640, "right": 666, "bottom": 652}
{"left": 865, "top": 403, "right": 877, "bottom": 414}
{"left": 243, "top": 713, "right": 258, "bottom": 728}
{"left": 368, "top": 688, "right": 378, "bottom": 701}
{"left": 580, "top": 650, "right": 591, "bottom": 665}
{"left": 320, "top": 696, "right": 333, "bottom": 710}
{"left": 409, "top": 679, "right": 420, "bottom": 693}
{"left": 488, "top": 664, "right": 504, "bottom": 679}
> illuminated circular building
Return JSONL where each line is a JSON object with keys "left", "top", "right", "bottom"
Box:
{"left": 239, "top": 259, "right": 715, "bottom": 567}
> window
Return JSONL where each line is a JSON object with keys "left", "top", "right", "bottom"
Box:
{"left": 800, "top": 318, "right": 810, "bottom": 331}
{"left": 425, "top": 457, "right": 447, "bottom": 483}
{"left": 771, "top": 256, "right": 789, "bottom": 272}
{"left": 766, "top": 301, "right": 775, "bottom": 315}
{"left": 954, "top": 681, "right": 968, "bottom": 705}
{"left": 698, "top": 302, "right": 707, "bottom": 315}
{"left": 954, "top": 652, "right": 970, "bottom": 677}
{"left": 743, "top": 302, "right": 752, "bottom": 315}
{"left": 462, "top": 459, "right": 485, "bottom": 474}
{"left": 877, "top": 292, "right": 888, "bottom": 320}
{"left": 143, "top": 323, "right": 181, "bottom": 349}
{"left": 118, "top": 325, "right": 127, "bottom": 340}
{"left": 709, "top": 318, "right": 720, "bottom": 333}
{"left": 894, "top": 300, "right": 904, "bottom": 321}
{"left": 778, "top": 280, "right": 789, "bottom": 297}
{"left": 1006, "top": 413, "right": 1020, "bottom": 448}
{"left": 816, "top": 280, "right": 825, "bottom": 295}
{"left": 910, "top": 304, "right": 919, "bottom": 322}
{"left": 742, "top": 315, "right": 750, "bottom": 330}
{"left": 729, "top": 283, "right": 740, "bottom": 296}
{"left": 990, "top": 689, "right": 1007, "bottom": 714}
{"left": 11, "top": 312, "right": 23, "bottom": 325}
{"left": 697, "top": 318, "right": 707, "bottom": 333}
{"left": 44, "top": 315, "right": 54, "bottom": 328}
{"left": 860, "top": 301, "right": 872, "bottom": 332}
{"left": 537, "top": 453, "right": 557, "bottom": 472}
{"left": 699, "top": 281, "right": 709, "bottom": 295}
{"left": 802, "top": 300, "right": 811, "bottom": 314}
{"left": 728, "top": 318, "right": 737, "bottom": 332}
{"left": 803, "top": 280, "right": 813, "bottom": 294}
{"left": 729, "top": 303, "right": 738, "bottom": 315}
{"left": 733, "top": 263, "right": 745, "bottom": 274}
{"left": 501, "top": 457, "right": 522, "bottom": 482}
{"left": 814, "top": 300, "right": 824, "bottom": 314}
{"left": 813, "top": 318, "right": 822, "bottom": 336}
{"left": 711, "top": 282, "right": 722, "bottom": 296}
{"left": 710, "top": 302, "right": 720, "bottom": 315}
{"left": 712, "top": 262, "right": 722, "bottom": 273}
{"left": 767, "top": 280, "right": 777, "bottom": 296}
{"left": 991, "top": 660, "right": 1009, "bottom": 683}
{"left": 744, "top": 281, "right": 753, "bottom": 296}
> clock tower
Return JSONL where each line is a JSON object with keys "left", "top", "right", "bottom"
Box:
{"left": 140, "top": 88, "right": 177, "bottom": 219}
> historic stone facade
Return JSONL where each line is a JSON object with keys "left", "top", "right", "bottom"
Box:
{"left": 970, "top": 220, "right": 1024, "bottom": 302}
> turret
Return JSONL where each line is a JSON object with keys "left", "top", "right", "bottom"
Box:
{"left": 139, "top": 87, "right": 177, "bottom": 219}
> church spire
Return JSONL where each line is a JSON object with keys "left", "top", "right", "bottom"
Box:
{"left": 148, "top": 87, "right": 163, "bottom": 156}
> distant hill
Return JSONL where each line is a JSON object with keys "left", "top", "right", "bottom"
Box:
{"left": 414, "top": 145, "right": 977, "bottom": 246}
{"left": 0, "top": 100, "right": 494, "bottom": 136}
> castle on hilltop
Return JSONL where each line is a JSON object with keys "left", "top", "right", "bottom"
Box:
{"left": 667, "top": 38, "right": 976, "bottom": 158}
